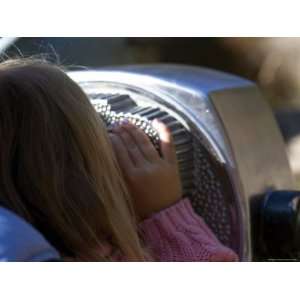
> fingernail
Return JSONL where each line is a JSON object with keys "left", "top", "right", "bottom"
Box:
{"left": 121, "top": 119, "right": 129, "bottom": 126}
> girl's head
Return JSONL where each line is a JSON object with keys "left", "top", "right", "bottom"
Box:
{"left": 0, "top": 58, "right": 145, "bottom": 260}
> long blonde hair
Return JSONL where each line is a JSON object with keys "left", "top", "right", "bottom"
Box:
{"left": 0, "top": 58, "right": 146, "bottom": 260}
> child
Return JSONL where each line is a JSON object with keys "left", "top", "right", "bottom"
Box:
{"left": 0, "top": 58, "right": 237, "bottom": 261}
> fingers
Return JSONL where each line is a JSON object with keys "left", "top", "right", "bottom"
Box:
{"left": 111, "top": 124, "right": 145, "bottom": 167}
{"left": 109, "top": 133, "right": 134, "bottom": 170}
{"left": 122, "top": 122, "right": 160, "bottom": 162}
{"left": 152, "top": 119, "right": 177, "bottom": 164}
{"left": 110, "top": 119, "right": 176, "bottom": 167}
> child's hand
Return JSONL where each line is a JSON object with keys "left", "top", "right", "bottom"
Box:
{"left": 109, "top": 119, "right": 183, "bottom": 220}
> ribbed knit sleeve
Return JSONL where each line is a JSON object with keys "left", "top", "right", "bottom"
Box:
{"left": 139, "top": 198, "right": 239, "bottom": 262}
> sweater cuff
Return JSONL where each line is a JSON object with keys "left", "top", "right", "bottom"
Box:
{"left": 138, "top": 198, "right": 239, "bottom": 261}
{"left": 139, "top": 197, "right": 219, "bottom": 243}
{"left": 140, "top": 197, "right": 200, "bottom": 226}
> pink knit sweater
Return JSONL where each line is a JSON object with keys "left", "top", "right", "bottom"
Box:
{"left": 139, "top": 197, "right": 238, "bottom": 261}
{"left": 109, "top": 198, "right": 238, "bottom": 262}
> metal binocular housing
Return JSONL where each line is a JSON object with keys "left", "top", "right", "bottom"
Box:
{"left": 69, "top": 64, "right": 298, "bottom": 261}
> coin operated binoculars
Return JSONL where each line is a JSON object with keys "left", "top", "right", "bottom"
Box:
{"left": 69, "top": 64, "right": 300, "bottom": 261}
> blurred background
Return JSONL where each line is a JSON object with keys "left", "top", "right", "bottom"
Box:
{"left": 1, "top": 37, "right": 300, "bottom": 185}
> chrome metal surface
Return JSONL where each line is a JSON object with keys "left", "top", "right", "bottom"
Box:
{"left": 68, "top": 64, "right": 295, "bottom": 261}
